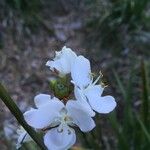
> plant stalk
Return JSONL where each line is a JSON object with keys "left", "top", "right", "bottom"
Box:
{"left": 0, "top": 83, "right": 47, "bottom": 150}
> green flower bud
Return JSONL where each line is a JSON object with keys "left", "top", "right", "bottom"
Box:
{"left": 50, "top": 76, "right": 72, "bottom": 100}
{"left": 49, "top": 79, "right": 57, "bottom": 91}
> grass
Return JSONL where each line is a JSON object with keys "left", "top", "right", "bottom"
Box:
{"left": 5, "top": 0, "right": 41, "bottom": 14}
{"left": 109, "top": 61, "right": 150, "bottom": 149}
{"left": 84, "top": 0, "right": 150, "bottom": 53}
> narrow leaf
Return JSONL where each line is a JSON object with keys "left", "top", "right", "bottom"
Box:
{"left": 136, "top": 115, "right": 150, "bottom": 142}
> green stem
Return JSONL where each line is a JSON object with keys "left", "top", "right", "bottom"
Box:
{"left": 0, "top": 83, "right": 47, "bottom": 150}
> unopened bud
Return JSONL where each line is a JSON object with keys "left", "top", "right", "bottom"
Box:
{"left": 52, "top": 77, "right": 73, "bottom": 100}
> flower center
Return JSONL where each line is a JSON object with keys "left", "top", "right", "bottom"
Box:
{"left": 56, "top": 108, "right": 73, "bottom": 134}
{"left": 62, "top": 115, "right": 71, "bottom": 123}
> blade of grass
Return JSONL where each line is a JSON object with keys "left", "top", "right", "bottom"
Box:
{"left": 108, "top": 112, "right": 129, "bottom": 150}
{"left": 113, "top": 70, "right": 126, "bottom": 99}
{"left": 141, "top": 61, "right": 150, "bottom": 129}
{"left": 135, "top": 115, "right": 150, "bottom": 142}
{"left": 0, "top": 83, "right": 47, "bottom": 150}
{"left": 113, "top": 69, "right": 135, "bottom": 147}
{"left": 93, "top": 116, "right": 104, "bottom": 148}
{"left": 80, "top": 132, "right": 92, "bottom": 149}
{"left": 113, "top": 70, "right": 133, "bottom": 127}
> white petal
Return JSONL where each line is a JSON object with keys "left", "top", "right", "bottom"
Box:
{"left": 16, "top": 131, "right": 32, "bottom": 149}
{"left": 85, "top": 85, "right": 104, "bottom": 97}
{"left": 61, "top": 47, "right": 77, "bottom": 72}
{"left": 46, "top": 60, "right": 52, "bottom": 67}
{"left": 16, "top": 132, "right": 26, "bottom": 149}
{"left": 74, "top": 86, "right": 85, "bottom": 100}
{"left": 71, "top": 56, "right": 91, "bottom": 88}
{"left": 61, "top": 46, "right": 77, "bottom": 64}
{"left": 24, "top": 100, "right": 64, "bottom": 129}
{"left": 34, "top": 94, "right": 51, "bottom": 108}
{"left": 46, "top": 46, "right": 77, "bottom": 75}
{"left": 74, "top": 87, "right": 95, "bottom": 117}
{"left": 66, "top": 100, "right": 95, "bottom": 132}
{"left": 44, "top": 127, "right": 76, "bottom": 150}
{"left": 88, "top": 95, "right": 116, "bottom": 113}
{"left": 59, "top": 58, "right": 72, "bottom": 74}
{"left": 46, "top": 58, "right": 69, "bottom": 75}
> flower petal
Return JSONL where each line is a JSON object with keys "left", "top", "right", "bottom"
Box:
{"left": 46, "top": 46, "right": 77, "bottom": 75}
{"left": 24, "top": 100, "right": 64, "bottom": 129}
{"left": 46, "top": 60, "right": 58, "bottom": 71}
{"left": 66, "top": 100, "right": 95, "bottom": 132}
{"left": 71, "top": 56, "right": 91, "bottom": 88}
{"left": 16, "top": 131, "right": 32, "bottom": 149}
{"left": 74, "top": 86, "right": 95, "bottom": 117}
{"left": 85, "top": 85, "right": 104, "bottom": 97}
{"left": 44, "top": 127, "right": 76, "bottom": 150}
{"left": 46, "top": 59, "right": 68, "bottom": 75}
{"left": 74, "top": 86, "right": 85, "bottom": 100}
{"left": 61, "top": 46, "right": 77, "bottom": 65}
{"left": 34, "top": 94, "right": 51, "bottom": 108}
{"left": 87, "top": 95, "right": 117, "bottom": 113}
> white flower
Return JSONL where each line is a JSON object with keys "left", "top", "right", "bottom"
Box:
{"left": 46, "top": 46, "right": 77, "bottom": 76}
{"left": 16, "top": 126, "right": 32, "bottom": 149}
{"left": 71, "top": 55, "right": 116, "bottom": 114}
{"left": 24, "top": 94, "right": 95, "bottom": 150}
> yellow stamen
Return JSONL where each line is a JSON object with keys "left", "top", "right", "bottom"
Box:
{"left": 99, "top": 71, "right": 103, "bottom": 78}
{"left": 100, "top": 81, "right": 108, "bottom": 88}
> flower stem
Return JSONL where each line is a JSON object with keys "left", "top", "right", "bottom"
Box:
{"left": 0, "top": 83, "right": 47, "bottom": 150}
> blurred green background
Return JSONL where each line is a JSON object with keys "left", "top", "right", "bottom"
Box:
{"left": 0, "top": 0, "right": 150, "bottom": 149}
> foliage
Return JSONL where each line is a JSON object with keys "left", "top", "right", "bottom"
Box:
{"left": 5, "top": 0, "right": 41, "bottom": 14}
{"left": 109, "top": 61, "right": 150, "bottom": 149}
{"left": 84, "top": 0, "right": 150, "bottom": 52}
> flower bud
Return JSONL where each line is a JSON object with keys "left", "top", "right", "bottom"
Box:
{"left": 52, "top": 77, "right": 72, "bottom": 100}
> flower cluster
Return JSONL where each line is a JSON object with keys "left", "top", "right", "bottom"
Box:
{"left": 21, "top": 46, "right": 116, "bottom": 150}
